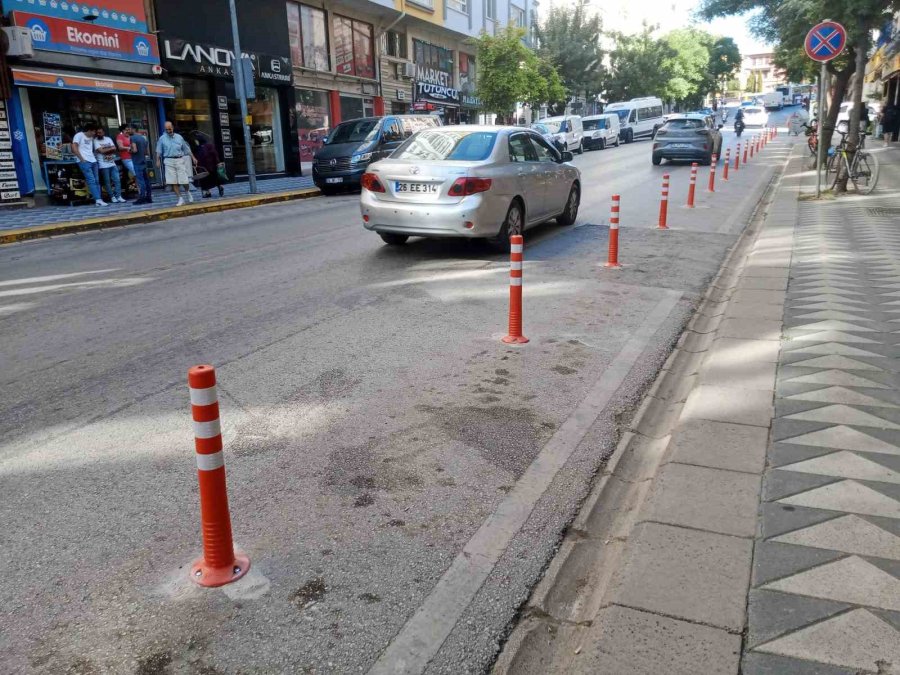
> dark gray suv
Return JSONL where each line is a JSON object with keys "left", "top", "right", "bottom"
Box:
{"left": 651, "top": 114, "right": 724, "bottom": 166}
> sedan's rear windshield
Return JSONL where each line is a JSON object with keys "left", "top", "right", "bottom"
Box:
{"left": 744, "top": 108, "right": 763, "bottom": 115}
{"left": 583, "top": 119, "right": 607, "bottom": 130}
{"left": 392, "top": 130, "right": 498, "bottom": 161}
{"left": 664, "top": 119, "right": 705, "bottom": 130}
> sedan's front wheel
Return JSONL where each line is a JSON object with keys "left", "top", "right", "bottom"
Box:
{"left": 557, "top": 184, "right": 580, "bottom": 226}
{"left": 379, "top": 233, "right": 409, "bottom": 246}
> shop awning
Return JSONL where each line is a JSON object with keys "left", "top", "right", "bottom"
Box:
{"left": 10, "top": 67, "right": 175, "bottom": 99}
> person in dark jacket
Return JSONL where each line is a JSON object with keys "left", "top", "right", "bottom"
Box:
{"left": 192, "top": 132, "right": 226, "bottom": 198}
{"left": 880, "top": 101, "right": 899, "bottom": 147}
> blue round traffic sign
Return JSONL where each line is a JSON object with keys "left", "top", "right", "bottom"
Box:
{"left": 805, "top": 21, "right": 847, "bottom": 62}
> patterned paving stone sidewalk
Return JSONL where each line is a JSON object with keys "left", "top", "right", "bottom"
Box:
{"left": 743, "top": 148, "right": 900, "bottom": 674}
{"left": 0, "top": 175, "right": 314, "bottom": 232}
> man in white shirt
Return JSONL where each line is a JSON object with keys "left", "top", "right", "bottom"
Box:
{"left": 94, "top": 128, "right": 126, "bottom": 203}
{"left": 70, "top": 122, "right": 106, "bottom": 206}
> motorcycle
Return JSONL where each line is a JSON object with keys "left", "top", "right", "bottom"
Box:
{"left": 734, "top": 119, "right": 745, "bottom": 137}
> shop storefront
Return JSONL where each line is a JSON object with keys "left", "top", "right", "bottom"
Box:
{"left": 413, "top": 39, "right": 459, "bottom": 123}
{"left": 155, "top": 0, "right": 299, "bottom": 178}
{"left": 4, "top": 0, "right": 171, "bottom": 199}
{"left": 458, "top": 52, "right": 482, "bottom": 124}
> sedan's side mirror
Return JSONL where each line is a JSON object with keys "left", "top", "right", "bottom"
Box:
{"left": 559, "top": 151, "right": 574, "bottom": 163}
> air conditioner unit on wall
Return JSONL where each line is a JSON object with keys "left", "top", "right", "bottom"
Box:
{"left": 3, "top": 27, "right": 35, "bottom": 58}
{"left": 402, "top": 62, "right": 416, "bottom": 79}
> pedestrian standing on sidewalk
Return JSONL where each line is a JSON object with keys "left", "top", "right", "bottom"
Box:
{"left": 94, "top": 128, "right": 126, "bottom": 204}
{"left": 156, "top": 121, "right": 197, "bottom": 206}
{"left": 129, "top": 127, "right": 153, "bottom": 205}
{"left": 192, "top": 132, "right": 226, "bottom": 199}
{"left": 116, "top": 125, "right": 135, "bottom": 185}
{"left": 880, "top": 101, "right": 899, "bottom": 147}
{"left": 71, "top": 122, "right": 106, "bottom": 207}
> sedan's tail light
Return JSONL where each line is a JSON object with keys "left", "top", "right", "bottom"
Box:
{"left": 449, "top": 177, "right": 492, "bottom": 196}
{"left": 695, "top": 130, "right": 711, "bottom": 136}
{"left": 361, "top": 173, "right": 385, "bottom": 193}
{"left": 655, "top": 129, "right": 668, "bottom": 136}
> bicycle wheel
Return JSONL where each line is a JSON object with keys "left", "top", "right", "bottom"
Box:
{"left": 851, "top": 152, "right": 879, "bottom": 195}
{"left": 808, "top": 136, "right": 817, "bottom": 155}
{"left": 826, "top": 150, "right": 840, "bottom": 175}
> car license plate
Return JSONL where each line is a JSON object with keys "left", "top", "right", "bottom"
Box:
{"left": 668, "top": 143, "right": 691, "bottom": 149}
{"left": 395, "top": 181, "right": 438, "bottom": 193}
{"left": 325, "top": 177, "right": 343, "bottom": 184}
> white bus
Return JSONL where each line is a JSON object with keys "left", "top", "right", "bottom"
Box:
{"left": 604, "top": 97, "right": 665, "bottom": 143}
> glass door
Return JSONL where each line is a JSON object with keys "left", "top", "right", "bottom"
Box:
{"left": 228, "top": 85, "right": 285, "bottom": 175}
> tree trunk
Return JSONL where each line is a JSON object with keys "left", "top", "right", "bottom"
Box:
{"left": 834, "top": 34, "right": 868, "bottom": 194}
{"left": 819, "top": 57, "right": 854, "bottom": 165}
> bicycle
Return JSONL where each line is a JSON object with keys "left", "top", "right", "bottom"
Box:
{"left": 829, "top": 129, "right": 879, "bottom": 194}
{"left": 802, "top": 120, "right": 818, "bottom": 155}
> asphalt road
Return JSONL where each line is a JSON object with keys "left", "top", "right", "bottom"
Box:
{"left": 0, "top": 111, "right": 793, "bottom": 674}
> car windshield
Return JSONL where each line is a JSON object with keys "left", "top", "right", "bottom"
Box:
{"left": 664, "top": 119, "right": 705, "bottom": 130}
{"left": 611, "top": 110, "right": 630, "bottom": 122}
{"left": 392, "top": 130, "right": 498, "bottom": 161}
{"left": 540, "top": 119, "right": 568, "bottom": 133}
{"left": 328, "top": 119, "right": 379, "bottom": 144}
{"left": 531, "top": 123, "right": 551, "bottom": 135}
{"left": 583, "top": 118, "right": 607, "bottom": 130}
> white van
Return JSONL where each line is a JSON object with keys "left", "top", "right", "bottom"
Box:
{"left": 582, "top": 114, "right": 621, "bottom": 150}
{"left": 536, "top": 115, "right": 585, "bottom": 154}
{"left": 605, "top": 97, "right": 665, "bottom": 143}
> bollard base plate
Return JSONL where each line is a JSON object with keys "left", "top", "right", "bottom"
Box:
{"left": 502, "top": 335, "right": 530, "bottom": 344}
{"left": 604, "top": 262, "right": 622, "bottom": 268}
{"left": 191, "top": 552, "right": 251, "bottom": 588}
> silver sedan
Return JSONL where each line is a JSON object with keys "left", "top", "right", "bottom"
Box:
{"left": 359, "top": 125, "right": 581, "bottom": 248}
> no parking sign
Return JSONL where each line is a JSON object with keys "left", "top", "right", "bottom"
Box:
{"left": 805, "top": 21, "right": 847, "bottom": 62}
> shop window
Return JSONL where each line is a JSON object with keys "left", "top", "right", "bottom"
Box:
{"left": 332, "top": 15, "right": 375, "bottom": 79}
{"left": 459, "top": 53, "right": 476, "bottom": 96}
{"left": 382, "top": 30, "right": 408, "bottom": 59}
{"left": 172, "top": 77, "right": 215, "bottom": 143}
{"left": 226, "top": 84, "right": 285, "bottom": 175}
{"left": 296, "top": 88, "right": 331, "bottom": 164}
{"left": 286, "top": 2, "right": 329, "bottom": 72}
{"left": 339, "top": 95, "right": 374, "bottom": 122}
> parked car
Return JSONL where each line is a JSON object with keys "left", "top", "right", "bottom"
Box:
{"left": 651, "top": 113, "right": 723, "bottom": 166}
{"left": 360, "top": 126, "right": 581, "bottom": 248}
{"left": 582, "top": 113, "right": 621, "bottom": 150}
{"left": 742, "top": 106, "right": 770, "bottom": 127}
{"left": 530, "top": 122, "right": 559, "bottom": 150}
{"left": 536, "top": 115, "right": 585, "bottom": 154}
{"left": 313, "top": 115, "right": 441, "bottom": 193}
{"left": 760, "top": 92, "right": 784, "bottom": 111}
{"left": 605, "top": 97, "right": 665, "bottom": 143}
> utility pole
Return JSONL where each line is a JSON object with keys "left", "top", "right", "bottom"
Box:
{"left": 228, "top": 0, "right": 258, "bottom": 194}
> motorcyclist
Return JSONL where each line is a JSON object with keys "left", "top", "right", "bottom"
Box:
{"left": 733, "top": 108, "right": 745, "bottom": 136}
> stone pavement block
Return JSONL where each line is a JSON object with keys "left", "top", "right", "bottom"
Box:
{"left": 571, "top": 605, "right": 741, "bottom": 675}
{"left": 667, "top": 419, "right": 768, "bottom": 473}
{"left": 609, "top": 522, "right": 752, "bottom": 631}
{"left": 643, "top": 463, "right": 761, "bottom": 536}
{"left": 717, "top": 318, "right": 783, "bottom": 341}
{"left": 742, "top": 265, "right": 791, "bottom": 278}
{"left": 731, "top": 289, "right": 788, "bottom": 306}
{"left": 699, "top": 356, "right": 778, "bottom": 391}
{"left": 747, "top": 589, "right": 849, "bottom": 649}
{"left": 738, "top": 277, "right": 790, "bottom": 291}
{"left": 710, "top": 337, "right": 782, "bottom": 363}
{"left": 724, "top": 301, "right": 786, "bottom": 321}
{"left": 741, "top": 651, "right": 860, "bottom": 675}
{"left": 681, "top": 385, "right": 774, "bottom": 427}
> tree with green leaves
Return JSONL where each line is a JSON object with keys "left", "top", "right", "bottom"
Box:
{"left": 605, "top": 23, "right": 674, "bottom": 102}
{"left": 473, "top": 25, "right": 566, "bottom": 121}
{"left": 745, "top": 72, "right": 756, "bottom": 93}
{"left": 708, "top": 37, "right": 743, "bottom": 100}
{"left": 660, "top": 28, "right": 717, "bottom": 108}
{"left": 535, "top": 0, "right": 605, "bottom": 110}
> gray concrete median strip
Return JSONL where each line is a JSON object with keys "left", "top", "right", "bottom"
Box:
{"left": 368, "top": 289, "right": 683, "bottom": 675}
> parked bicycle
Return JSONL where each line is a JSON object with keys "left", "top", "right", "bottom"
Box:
{"left": 802, "top": 120, "right": 818, "bottom": 156}
{"left": 829, "top": 129, "right": 879, "bottom": 194}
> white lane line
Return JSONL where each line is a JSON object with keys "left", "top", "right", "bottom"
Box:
{"left": 368, "top": 289, "right": 684, "bottom": 675}
{"left": 0, "top": 269, "right": 120, "bottom": 288}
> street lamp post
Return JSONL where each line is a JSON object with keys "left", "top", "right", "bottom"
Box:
{"left": 227, "top": 0, "right": 258, "bottom": 194}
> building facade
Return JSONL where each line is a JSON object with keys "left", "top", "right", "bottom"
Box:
{"left": 866, "top": 13, "right": 900, "bottom": 111}
{"left": 739, "top": 52, "right": 787, "bottom": 95}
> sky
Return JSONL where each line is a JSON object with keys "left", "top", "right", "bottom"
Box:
{"left": 544, "top": 0, "right": 773, "bottom": 55}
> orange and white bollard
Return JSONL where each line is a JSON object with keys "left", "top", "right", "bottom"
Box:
{"left": 743, "top": 142, "right": 749, "bottom": 164}
{"left": 658, "top": 174, "right": 669, "bottom": 230}
{"left": 188, "top": 365, "right": 249, "bottom": 587}
{"left": 502, "top": 235, "right": 529, "bottom": 344}
{"left": 750, "top": 137, "right": 755, "bottom": 159}
{"left": 723, "top": 148, "right": 731, "bottom": 181}
{"left": 606, "top": 194, "right": 621, "bottom": 268}
{"left": 687, "top": 163, "right": 698, "bottom": 208}
{"left": 708, "top": 155, "right": 718, "bottom": 192}
{"left": 735, "top": 143, "right": 741, "bottom": 171}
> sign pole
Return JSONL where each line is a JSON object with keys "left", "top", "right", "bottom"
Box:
{"left": 816, "top": 61, "right": 826, "bottom": 197}
{"left": 228, "top": 0, "right": 258, "bottom": 194}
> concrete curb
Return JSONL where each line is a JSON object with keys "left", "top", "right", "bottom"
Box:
{"left": 0, "top": 187, "right": 321, "bottom": 245}
{"left": 492, "top": 141, "right": 796, "bottom": 675}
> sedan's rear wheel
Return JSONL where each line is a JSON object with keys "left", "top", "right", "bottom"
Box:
{"left": 379, "top": 233, "right": 409, "bottom": 246}
{"left": 489, "top": 201, "right": 524, "bottom": 252}
{"left": 652, "top": 154, "right": 662, "bottom": 166}
{"left": 557, "top": 184, "right": 580, "bottom": 226}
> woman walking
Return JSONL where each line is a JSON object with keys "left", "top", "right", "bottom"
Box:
{"left": 880, "top": 101, "right": 899, "bottom": 147}
{"left": 193, "top": 132, "right": 226, "bottom": 198}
